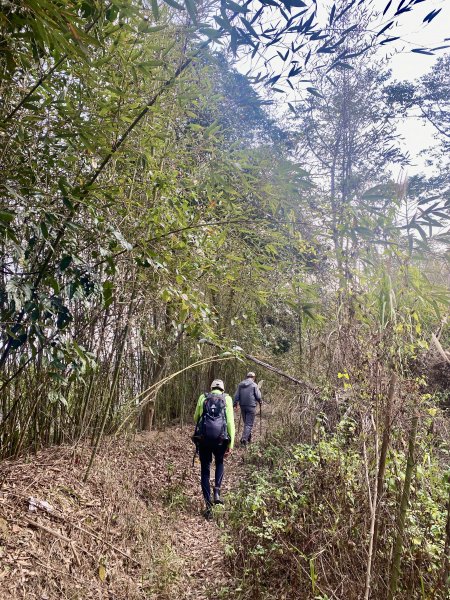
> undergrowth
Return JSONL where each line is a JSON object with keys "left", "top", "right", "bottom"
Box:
{"left": 222, "top": 422, "right": 449, "bottom": 600}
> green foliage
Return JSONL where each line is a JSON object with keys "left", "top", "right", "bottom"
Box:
{"left": 1, "top": 0, "right": 319, "bottom": 456}
{"left": 224, "top": 427, "right": 448, "bottom": 600}
{"left": 0, "top": 5, "right": 449, "bottom": 599}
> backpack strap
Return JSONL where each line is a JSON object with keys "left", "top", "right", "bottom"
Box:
{"left": 214, "top": 393, "right": 226, "bottom": 409}
{"left": 202, "top": 392, "right": 211, "bottom": 414}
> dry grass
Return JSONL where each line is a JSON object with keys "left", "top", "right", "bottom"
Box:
{"left": 0, "top": 426, "right": 249, "bottom": 600}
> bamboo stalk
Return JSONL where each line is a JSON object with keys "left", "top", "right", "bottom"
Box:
{"left": 387, "top": 413, "right": 419, "bottom": 600}
{"left": 363, "top": 412, "right": 379, "bottom": 600}
{"left": 200, "top": 339, "right": 315, "bottom": 389}
{"left": 83, "top": 284, "right": 136, "bottom": 481}
{"left": 116, "top": 354, "right": 234, "bottom": 434}
{"left": 373, "top": 372, "right": 398, "bottom": 558}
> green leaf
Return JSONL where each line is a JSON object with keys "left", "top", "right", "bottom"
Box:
{"left": 306, "top": 87, "right": 324, "bottom": 98}
{"left": 138, "top": 23, "right": 167, "bottom": 33}
{"left": 151, "top": 0, "right": 160, "bottom": 21}
{"left": 224, "top": 0, "right": 248, "bottom": 13}
{"left": 59, "top": 255, "right": 72, "bottom": 271}
{"left": 410, "top": 222, "right": 428, "bottom": 243}
{"left": 184, "top": 0, "right": 197, "bottom": 22}
{"left": 46, "top": 276, "right": 60, "bottom": 294}
{"left": 362, "top": 183, "right": 398, "bottom": 202}
{"left": 62, "top": 196, "right": 74, "bottom": 211}
{"left": 102, "top": 281, "right": 114, "bottom": 308}
{"left": 241, "top": 17, "right": 258, "bottom": 37}
{"left": 214, "top": 16, "right": 232, "bottom": 30}
{"left": 0, "top": 210, "right": 15, "bottom": 226}
{"left": 137, "top": 60, "right": 165, "bottom": 69}
{"left": 40, "top": 221, "right": 49, "bottom": 239}
{"left": 161, "top": 289, "right": 172, "bottom": 302}
{"left": 330, "top": 61, "right": 354, "bottom": 70}
{"left": 199, "top": 27, "right": 223, "bottom": 40}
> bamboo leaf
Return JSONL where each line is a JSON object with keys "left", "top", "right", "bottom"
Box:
{"left": 0, "top": 210, "right": 15, "bottom": 226}
{"left": 306, "top": 87, "right": 324, "bottom": 98}
{"left": 184, "top": 0, "right": 197, "bottom": 23}
{"left": 224, "top": 0, "right": 249, "bottom": 14}
{"left": 162, "top": 0, "right": 185, "bottom": 10}
{"left": 151, "top": 0, "right": 160, "bottom": 20}
{"left": 98, "top": 564, "right": 107, "bottom": 582}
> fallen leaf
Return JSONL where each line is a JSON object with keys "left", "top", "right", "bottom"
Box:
{"left": 0, "top": 518, "right": 8, "bottom": 538}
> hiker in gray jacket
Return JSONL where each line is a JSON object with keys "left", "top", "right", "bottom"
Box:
{"left": 233, "top": 372, "right": 261, "bottom": 446}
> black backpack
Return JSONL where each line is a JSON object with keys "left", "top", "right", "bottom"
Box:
{"left": 194, "top": 393, "right": 229, "bottom": 444}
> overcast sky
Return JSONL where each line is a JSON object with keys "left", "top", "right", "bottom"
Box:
{"left": 377, "top": 0, "right": 449, "bottom": 174}
{"left": 237, "top": 0, "right": 449, "bottom": 176}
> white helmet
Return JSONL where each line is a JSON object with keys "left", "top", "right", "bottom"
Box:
{"left": 210, "top": 379, "right": 224, "bottom": 391}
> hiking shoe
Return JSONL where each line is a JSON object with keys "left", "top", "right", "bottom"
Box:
{"left": 204, "top": 506, "right": 213, "bottom": 520}
{"left": 213, "top": 487, "right": 224, "bottom": 505}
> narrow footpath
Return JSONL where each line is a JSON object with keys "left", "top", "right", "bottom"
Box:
{"left": 0, "top": 412, "right": 267, "bottom": 600}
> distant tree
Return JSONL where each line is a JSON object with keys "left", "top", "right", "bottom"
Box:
{"left": 291, "top": 4, "right": 406, "bottom": 288}
{"left": 385, "top": 54, "right": 450, "bottom": 252}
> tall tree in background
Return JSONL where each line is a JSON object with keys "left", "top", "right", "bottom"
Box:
{"left": 291, "top": 5, "right": 406, "bottom": 294}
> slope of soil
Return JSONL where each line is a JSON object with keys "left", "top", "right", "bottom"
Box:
{"left": 0, "top": 415, "right": 264, "bottom": 600}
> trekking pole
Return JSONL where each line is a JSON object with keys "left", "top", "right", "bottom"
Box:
{"left": 259, "top": 401, "right": 262, "bottom": 439}
{"left": 258, "top": 380, "right": 264, "bottom": 440}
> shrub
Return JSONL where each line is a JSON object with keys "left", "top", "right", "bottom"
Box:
{"left": 223, "top": 429, "right": 448, "bottom": 600}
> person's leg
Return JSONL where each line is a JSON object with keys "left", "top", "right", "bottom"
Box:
{"left": 212, "top": 443, "right": 227, "bottom": 504}
{"left": 199, "top": 444, "right": 213, "bottom": 507}
{"left": 239, "top": 407, "right": 246, "bottom": 444}
{"left": 213, "top": 443, "right": 226, "bottom": 488}
{"left": 242, "top": 408, "right": 256, "bottom": 443}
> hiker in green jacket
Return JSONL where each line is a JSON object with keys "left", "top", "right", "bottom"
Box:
{"left": 193, "top": 379, "right": 235, "bottom": 518}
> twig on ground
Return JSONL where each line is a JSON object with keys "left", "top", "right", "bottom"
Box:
{"left": 24, "top": 517, "right": 94, "bottom": 562}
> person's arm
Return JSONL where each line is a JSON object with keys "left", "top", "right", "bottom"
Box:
{"left": 225, "top": 394, "right": 235, "bottom": 449}
{"left": 194, "top": 394, "right": 205, "bottom": 423}
{"left": 254, "top": 383, "right": 262, "bottom": 404}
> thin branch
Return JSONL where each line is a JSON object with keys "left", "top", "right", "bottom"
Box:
{"left": 93, "top": 218, "right": 254, "bottom": 267}
{"left": 201, "top": 339, "right": 317, "bottom": 390}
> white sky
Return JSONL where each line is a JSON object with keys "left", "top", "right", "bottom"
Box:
{"left": 377, "top": 0, "right": 450, "bottom": 174}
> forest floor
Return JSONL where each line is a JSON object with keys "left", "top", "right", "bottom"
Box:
{"left": 0, "top": 411, "right": 267, "bottom": 600}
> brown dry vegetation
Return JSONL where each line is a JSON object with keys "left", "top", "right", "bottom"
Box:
{"left": 0, "top": 426, "right": 253, "bottom": 600}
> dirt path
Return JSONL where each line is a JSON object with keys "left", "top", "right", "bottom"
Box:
{"left": 141, "top": 410, "right": 266, "bottom": 600}
{"left": 0, "top": 410, "right": 267, "bottom": 600}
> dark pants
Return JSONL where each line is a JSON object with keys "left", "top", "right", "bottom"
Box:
{"left": 199, "top": 442, "right": 227, "bottom": 505}
{"left": 241, "top": 406, "right": 256, "bottom": 443}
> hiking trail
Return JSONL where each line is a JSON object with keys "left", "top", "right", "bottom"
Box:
{"left": 0, "top": 411, "right": 268, "bottom": 600}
